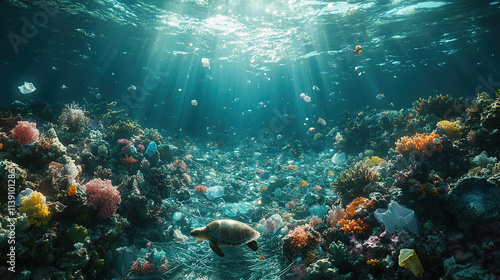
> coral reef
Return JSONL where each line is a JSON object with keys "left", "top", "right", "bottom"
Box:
{"left": 19, "top": 191, "right": 52, "bottom": 227}
{"left": 11, "top": 121, "right": 40, "bottom": 146}
{"left": 85, "top": 179, "right": 121, "bottom": 219}
{"left": 334, "top": 162, "right": 380, "bottom": 204}
{"left": 395, "top": 133, "right": 443, "bottom": 157}
{"left": 436, "top": 120, "right": 463, "bottom": 139}
{"left": 413, "top": 94, "right": 465, "bottom": 119}
{"left": 58, "top": 102, "right": 89, "bottom": 132}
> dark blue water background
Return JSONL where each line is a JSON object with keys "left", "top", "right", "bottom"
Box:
{"left": 1, "top": 0, "right": 500, "bottom": 137}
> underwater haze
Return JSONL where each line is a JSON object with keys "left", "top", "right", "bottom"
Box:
{"left": 2, "top": 1, "right": 500, "bottom": 280}
{"left": 2, "top": 0, "right": 500, "bottom": 134}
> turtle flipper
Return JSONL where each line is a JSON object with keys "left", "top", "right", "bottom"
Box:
{"left": 246, "top": 240, "right": 259, "bottom": 251}
{"left": 210, "top": 240, "right": 225, "bottom": 257}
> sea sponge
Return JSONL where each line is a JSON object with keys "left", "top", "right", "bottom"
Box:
{"left": 436, "top": 120, "right": 463, "bottom": 139}
{"left": 19, "top": 191, "right": 52, "bottom": 227}
{"left": 398, "top": 249, "right": 423, "bottom": 278}
{"left": 66, "top": 223, "right": 88, "bottom": 244}
{"left": 68, "top": 184, "right": 77, "bottom": 196}
{"left": 365, "top": 156, "right": 385, "bottom": 166}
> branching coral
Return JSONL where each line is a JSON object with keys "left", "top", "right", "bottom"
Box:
{"left": 19, "top": 191, "right": 52, "bottom": 227}
{"left": 437, "top": 120, "right": 463, "bottom": 139}
{"left": 0, "top": 111, "right": 22, "bottom": 132}
{"left": 58, "top": 102, "right": 89, "bottom": 132}
{"left": 395, "top": 133, "right": 443, "bottom": 157}
{"left": 11, "top": 121, "right": 39, "bottom": 146}
{"left": 111, "top": 120, "right": 143, "bottom": 140}
{"left": 334, "top": 161, "right": 380, "bottom": 204}
{"left": 481, "top": 97, "right": 500, "bottom": 130}
{"left": 288, "top": 225, "right": 309, "bottom": 250}
{"left": 412, "top": 94, "right": 465, "bottom": 119}
{"left": 85, "top": 179, "right": 121, "bottom": 219}
{"left": 466, "top": 92, "right": 492, "bottom": 124}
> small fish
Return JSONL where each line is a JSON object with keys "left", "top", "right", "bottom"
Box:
{"left": 318, "top": 246, "right": 325, "bottom": 255}
{"left": 376, "top": 93, "right": 385, "bottom": 99}
{"left": 88, "top": 119, "right": 100, "bottom": 129}
{"left": 61, "top": 84, "right": 68, "bottom": 89}
{"left": 389, "top": 102, "right": 394, "bottom": 107}
{"left": 191, "top": 100, "right": 198, "bottom": 106}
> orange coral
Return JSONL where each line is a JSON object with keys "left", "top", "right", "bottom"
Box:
{"left": 123, "top": 155, "right": 138, "bottom": 164}
{"left": 336, "top": 197, "right": 373, "bottom": 235}
{"left": 68, "top": 185, "right": 77, "bottom": 196}
{"left": 289, "top": 225, "right": 309, "bottom": 250}
{"left": 345, "top": 197, "right": 372, "bottom": 219}
{"left": 395, "top": 133, "right": 443, "bottom": 157}
{"left": 195, "top": 185, "right": 207, "bottom": 194}
{"left": 338, "top": 218, "right": 369, "bottom": 235}
{"left": 286, "top": 165, "right": 298, "bottom": 170}
{"left": 367, "top": 259, "right": 381, "bottom": 272}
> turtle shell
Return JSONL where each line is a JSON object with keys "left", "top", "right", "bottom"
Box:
{"left": 205, "top": 219, "right": 260, "bottom": 246}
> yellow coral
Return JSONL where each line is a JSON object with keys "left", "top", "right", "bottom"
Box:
{"left": 298, "top": 180, "right": 309, "bottom": 187}
{"left": 365, "top": 156, "right": 385, "bottom": 166}
{"left": 19, "top": 191, "right": 52, "bottom": 227}
{"left": 367, "top": 259, "right": 381, "bottom": 272}
{"left": 437, "top": 120, "right": 463, "bottom": 139}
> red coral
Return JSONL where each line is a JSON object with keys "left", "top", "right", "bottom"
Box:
{"left": 289, "top": 225, "right": 309, "bottom": 250}
{"left": 85, "top": 179, "right": 121, "bottom": 219}
{"left": 11, "top": 121, "right": 39, "bottom": 146}
{"left": 131, "top": 261, "right": 156, "bottom": 275}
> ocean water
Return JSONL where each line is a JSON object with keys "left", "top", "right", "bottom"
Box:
{"left": 1, "top": 1, "right": 500, "bottom": 279}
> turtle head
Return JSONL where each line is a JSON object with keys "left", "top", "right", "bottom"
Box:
{"left": 190, "top": 227, "right": 207, "bottom": 239}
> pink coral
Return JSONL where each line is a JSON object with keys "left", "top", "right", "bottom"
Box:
{"left": 328, "top": 205, "right": 345, "bottom": 228}
{"left": 12, "top": 121, "right": 39, "bottom": 146}
{"left": 85, "top": 179, "right": 121, "bottom": 219}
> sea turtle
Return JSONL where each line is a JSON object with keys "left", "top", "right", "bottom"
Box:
{"left": 190, "top": 219, "right": 261, "bottom": 257}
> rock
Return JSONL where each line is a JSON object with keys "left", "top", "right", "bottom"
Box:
{"left": 447, "top": 177, "right": 500, "bottom": 231}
